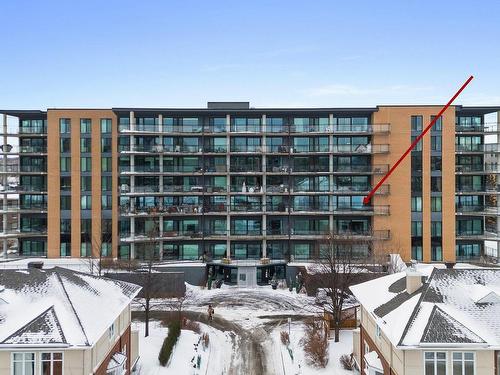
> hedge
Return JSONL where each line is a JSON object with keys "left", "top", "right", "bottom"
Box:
{"left": 158, "top": 320, "right": 181, "bottom": 366}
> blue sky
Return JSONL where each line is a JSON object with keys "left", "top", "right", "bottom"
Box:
{"left": 1, "top": 0, "right": 499, "bottom": 108}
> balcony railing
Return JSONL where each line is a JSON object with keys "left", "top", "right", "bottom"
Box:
{"left": 204, "top": 146, "right": 228, "bottom": 153}
{"left": 456, "top": 124, "right": 500, "bottom": 133}
{"left": 332, "top": 144, "right": 389, "bottom": 154}
{"left": 231, "top": 185, "right": 263, "bottom": 193}
{"left": 230, "top": 145, "right": 263, "bottom": 153}
{"left": 19, "top": 146, "right": 47, "bottom": 153}
{"left": 333, "top": 204, "right": 390, "bottom": 214}
{"left": 333, "top": 164, "right": 389, "bottom": 174}
{"left": 456, "top": 184, "right": 498, "bottom": 193}
{"left": 19, "top": 166, "right": 46, "bottom": 173}
{"left": 230, "top": 203, "right": 263, "bottom": 212}
{"left": 231, "top": 229, "right": 262, "bottom": 236}
{"left": 332, "top": 184, "right": 390, "bottom": 195}
{"left": 456, "top": 144, "right": 500, "bottom": 153}
{"left": 229, "top": 165, "right": 262, "bottom": 173}
{"left": 292, "top": 145, "right": 330, "bottom": 153}
{"left": 456, "top": 205, "right": 498, "bottom": 214}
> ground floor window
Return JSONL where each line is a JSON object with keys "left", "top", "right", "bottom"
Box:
{"left": 424, "top": 351, "right": 446, "bottom": 375}
{"left": 12, "top": 353, "right": 35, "bottom": 375}
{"left": 41, "top": 352, "right": 63, "bottom": 375}
{"left": 452, "top": 352, "right": 475, "bottom": 375}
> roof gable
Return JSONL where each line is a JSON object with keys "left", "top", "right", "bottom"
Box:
{"left": 2, "top": 306, "right": 67, "bottom": 345}
{"left": 420, "top": 306, "right": 485, "bottom": 344}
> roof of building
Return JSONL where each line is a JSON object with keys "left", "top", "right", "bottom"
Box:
{"left": 0, "top": 267, "right": 141, "bottom": 348}
{"left": 350, "top": 267, "right": 500, "bottom": 349}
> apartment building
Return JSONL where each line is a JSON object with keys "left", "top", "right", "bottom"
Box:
{"left": 0, "top": 103, "right": 499, "bottom": 267}
{"left": 350, "top": 266, "right": 500, "bottom": 375}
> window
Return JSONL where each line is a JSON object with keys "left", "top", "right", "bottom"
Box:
{"left": 60, "top": 157, "right": 71, "bottom": 172}
{"left": 431, "top": 135, "right": 442, "bottom": 151}
{"left": 411, "top": 115, "right": 423, "bottom": 132}
{"left": 431, "top": 197, "right": 442, "bottom": 212}
{"left": 101, "top": 118, "right": 112, "bottom": 133}
{"left": 431, "top": 176, "right": 442, "bottom": 192}
{"left": 41, "top": 352, "right": 63, "bottom": 375}
{"left": 80, "top": 137, "right": 91, "bottom": 153}
{"left": 109, "top": 322, "right": 115, "bottom": 339}
{"left": 102, "top": 176, "right": 112, "bottom": 192}
{"left": 452, "top": 352, "right": 475, "bottom": 375}
{"left": 81, "top": 195, "right": 92, "bottom": 210}
{"left": 411, "top": 196, "right": 422, "bottom": 212}
{"left": 424, "top": 352, "right": 447, "bottom": 375}
{"left": 11, "top": 352, "right": 35, "bottom": 375}
{"left": 81, "top": 176, "right": 92, "bottom": 192}
{"left": 375, "top": 324, "right": 381, "bottom": 339}
{"left": 60, "top": 176, "right": 71, "bottom": 191}
{"left": 60, "top": 138, "right": 70, "bottom": 153}
{"left": 60, "top": 196, "right": 71, "bottom": 210}
{"left": 81, "top": 157, "right": 91, "bottom": 172}
{"left": 102, "top": 195, "right": 112, "bottom": 210}
{"left": 431, "top": 221, "right": 442, "bottom": 237}
{"left": 431, "top": 156, "right": 442, "bottom": 171}
{"left": 59, "top": 118, "right": 71, "bottom": 134}
{"left": 80, "top": 118, "right": 91, "bottom": 133}
{"left": 411, "top": 221, "right": 422, "bottom": 236}
{"left": 102, "top": 157, "right": 112, "bottom": 172}
{"left": 101, "top": 137, "right": 112, "bottom": 153}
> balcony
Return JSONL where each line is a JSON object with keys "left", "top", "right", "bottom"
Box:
{"left": 229, "top": 165, "right": 262, "bottom": 173}
{"left": 230, "top": 185, "right": 263, "bottom": 193}
{"left": 332, "top": 204, "right": 390, "bottom": 215}
{"left": 331, "top": 184, "right": 390, "bottom": 195}
{"left": 290, "top": 205, "right": 330, "bottom": 213}
{"left": 456, "top": 144, "right": 500, "bottom": 153}
{"left": 456, "top": 184, "right": 499, "bottom": 194}
{"left": 291, "top": 165, "right": 329, "bottom": 173}
{"left": 230, "top": 229, "right": 262, "bottom": 236}
{"left": 333, "top": 123, "right": 390, "bottom": 134}
{"left": 266, "top": 145, "right": 291, "bottom": 153}
{"left": 204, "top": 146, "right": 228, "bottom": 153}
{"left": 455, "top": 124, "right": 500, "bottom": 133}
{"left": 330, "top": 229, "right": 391, "bottom": 240}
{"left": 230, "top": 145, "right": 263, "bottom": 153}
{"left": 19, "top": 127, "right": 47, "bottom": 135}
{"left": 331, "top": 144, "right": 389, "bottom": 154}
{"left": 333, "top": 164, "right": 389, "bottom": 174}
{"left": 455, "top": 205, "right": 499, "bottom": 215}
{"left": 230, "top": 125, "right": 261, "bottom": 133}
{"left": 230, "top": 203, "right": 263, "bottom": 212}
{"left": 292, "top": 145, "right": 330, "bottom": 153}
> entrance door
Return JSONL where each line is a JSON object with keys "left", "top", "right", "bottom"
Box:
{"left": 237, "top": 266, "right": 257, "bottom": 287}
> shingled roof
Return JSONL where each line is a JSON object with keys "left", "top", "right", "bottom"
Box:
{"left": 351, "top": 267, "right": 500, "bottom": 349}
{"left": 0, "top": 267, "right": 141, "bottom": 347}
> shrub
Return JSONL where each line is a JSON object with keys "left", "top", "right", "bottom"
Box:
{"left": 158, "top": 320, "right": 181, "bottom": 366}
{"left": 183, "top": 319, "right": 201, "bottom": 334}
{"left": 340, "top": 354, "right": 355, "bottom": 370}
{"left": 302, "top": 319, "right": 329, "bottom": 368}
{"left": 202, "top": 333, "right": 210, "bottom": 349}
{"left": 280, "top": 331, "right": 290, "bottom": 346}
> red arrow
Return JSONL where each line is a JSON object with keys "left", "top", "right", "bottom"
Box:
{"left": 363, "top": 75, "right": 474, "bottom": 205}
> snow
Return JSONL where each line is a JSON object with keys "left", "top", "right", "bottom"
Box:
{"left": 364, "top": 351, "right": 382, "bottom": 371}
{"left": 132, "top": 320, "right": 233, "bottom": 375}
{"left": 265, "top": 322, "right": 355, "bottom": 375}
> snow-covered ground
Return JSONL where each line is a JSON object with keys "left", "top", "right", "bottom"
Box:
{"left": 266, "top": 323, "right": 354, "bottom": 375}
{"left": 132, "top": 320, "right": 234, "bottom": 375}
{"left": 133, "top": 284, "right": 357, "bottom": 374}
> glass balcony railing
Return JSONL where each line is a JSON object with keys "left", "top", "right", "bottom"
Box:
{"left": 456, "top": 124, "right": 499, "bottom": 133}
{"left": 231, "top": 229, "right": 262, "bottom": 236}
{"left": 333, "top": 164, "right": 389, "bottom": 174}
{"left": 455, "top": 205, "right": 498, "bottom": 214}
{"left": 230, "top": 203, "right": 262, "bottom": 212}
{"left": 230, "top": 145, "right": 263, "bottom": 153}
{"left": 204, "top": 146, "right": 228, "bottom": 153}
{"left": 292, "top": 145, "right": 330, "bottom": 153}
{"left": 19, "top": 127, "right": 47, "bottom": 134}
{"left": 229, "top": 165, "right": 262, "bottom": 173}
{"left": 456, "top": 144, "right": 500, "bottom": 153}
{"left": 332, "top": 144, "right": 389, "bottom": 154}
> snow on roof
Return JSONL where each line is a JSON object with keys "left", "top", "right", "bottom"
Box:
{"left": 0, "top": 267, "right": 141, "bottom": 347}
{"left": 351, "top": 267, "right": 500, "bottom": 349}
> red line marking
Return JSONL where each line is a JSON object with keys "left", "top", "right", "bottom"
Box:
{"left": 363, "top": 75, "right": 474, "bottom": 205}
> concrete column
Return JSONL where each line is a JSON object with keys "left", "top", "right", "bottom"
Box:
{"left": 2, "top": 114, "right": 7, "bottom": 258}
{"left": 130, "top": 111, "right": 135, "bottom": 131}
{"left": 329, "top": 114, "right": 334, "bottom": 231}
{"left": 226, "top": 114, "right": 231, "bottom": 259}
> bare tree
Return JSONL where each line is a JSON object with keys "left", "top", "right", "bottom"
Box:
{"left": 313, "top": 231, "right": 375, "bottom": 342}
{"left": 93, "top": 232, "right": 113, "bottom": 276}
{"left": 135, "top": 222, "right": 161, "bottom": 338}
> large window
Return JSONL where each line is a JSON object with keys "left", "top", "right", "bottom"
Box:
{"left": 411, "top": 196, "right": 422, "bottom": 212}
{"left": 452, "top": 352, "right": 474, "bottom": 375}
{"left": 424, "top": 352, "right": 446, "bottom": 375}
{"left": 60, "top": 157, "right": 71, "bottom": 172}
{"left": 80, "top": 118, "right": 91, "bottom": 133}
{"left": 80, "top": 157, "right": 91, "bottom": 172}
{"left": 101, "top": 118, "right": 112, "bottom": 133}
{"left": 59, "top": 118, "right": 71, "bottom": 134}
{"left": 12, "top": 352, "right": 35, "bottom": 375}
{"left": 41, "top": 352, "right": 63, "bottom": 375}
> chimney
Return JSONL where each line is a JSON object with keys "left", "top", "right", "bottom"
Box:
{"left": 406, "top": 268, "right": 423, "bottom": 294}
